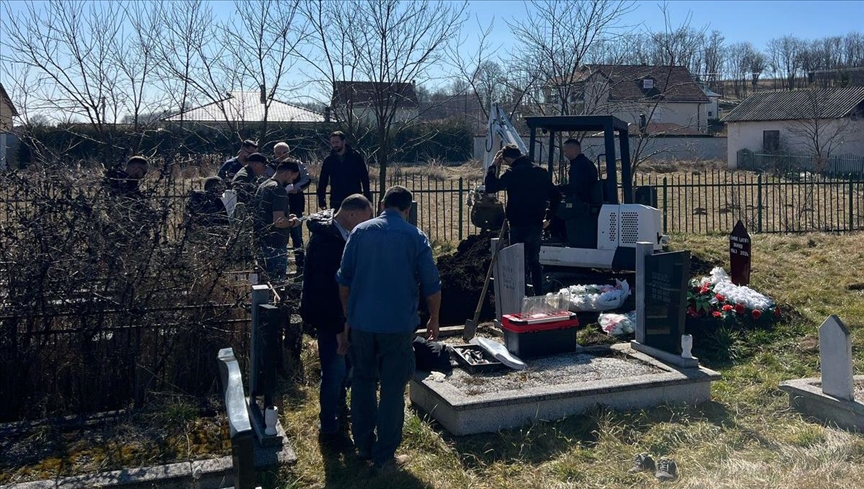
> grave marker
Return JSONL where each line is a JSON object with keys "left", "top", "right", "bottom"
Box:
{"left": 819, "top": 315, "right": 854, "bottom": 401}
{"left": 492, "top": 242, "right": 525, "bottom": 321}
{"left": 641, "top": 250, "right": 690, "bottom": 354}
{"left": 729, "top": 220, "right": 751, "bottom": 286}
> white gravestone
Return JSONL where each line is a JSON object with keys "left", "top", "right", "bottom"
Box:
{"left": 819, "top": 315, "right": 855, "bottom": 401}
{"left": 492, "top": 242, "right": 524, "bottom": 322}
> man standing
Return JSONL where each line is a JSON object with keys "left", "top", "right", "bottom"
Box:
{"left": 485, "top": 144, "right": 561, "bottom": 296}
{"left": 103, "top": 155, "right": 152, "bottom": 242}
{"left": 563, "top": 139, "right": 599, "bottom": 203}
{"left": 252, "top": 160, "right": 301, "bottom": 284}
{"left": 231, "top": 152, "right": 268, "bottom": 205}
{"left": 300, "top": 194, "right": 373, "bottom": 446}
{"left": 336, "top": 186, "right": 441, "bottom": 472}
{"left": 185, "top": 176, "right": 229, "bottom": 228}
{"left": 219, "top": 139, "right": 258, "bottom": 181}
{"left": 317, "top": 131, "right": 371, "bottom": 210}
{"left": 274, "top": 142, "right": 312, "bottom": 274}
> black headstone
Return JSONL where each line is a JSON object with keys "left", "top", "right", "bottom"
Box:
{"left": 729, "top": 220, "right": 751, "bottom": 286}
{"left": 643, "top": 250, "right": 690, "bottom": 354}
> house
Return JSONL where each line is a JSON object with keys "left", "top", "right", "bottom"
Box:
{"left": 0, "top": 83, "right": 19, "bottom": 169}
{"left": 722, "top": 87, "right": 864, "bottom": 169}
{"left": 545, "top": 64, "right": 710, "bottom": 133}
{"left": 165, "top": 90, "right": 325, "bottom": 125}
{"left": 331, "top": 81, "right": 419, "bottom": 125}
{"left": 702, "top": 86, "right": 722, "bottom": 121}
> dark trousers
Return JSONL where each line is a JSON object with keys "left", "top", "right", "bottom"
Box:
{"left": 317, "top": 329, "right": 350, "bottom": 434}
{"left": 349, "top": 329, "right": 415, "bottom": 466}
{"left": 288, "top": 219, "right": 305, "bottom": 269}
{"left": 510, "top": 224, "right": 544, "bottom": 296}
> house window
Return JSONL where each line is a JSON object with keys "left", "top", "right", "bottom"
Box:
{"left": 763, "top": 130, "right": 780, "bottom": 153}
{"left": 708, "top": 110, "right": 713, "bottom": 117}
{"left": 642, "top": 78, "right": 654, "bottom": 89}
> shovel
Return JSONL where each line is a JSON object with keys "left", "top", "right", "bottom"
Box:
{"left": 463, "top": 219, "right": 509, "bottom": 342}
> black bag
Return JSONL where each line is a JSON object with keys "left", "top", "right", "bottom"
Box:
{"left": 412, "top": 336, "right": 452, "bottom": 373}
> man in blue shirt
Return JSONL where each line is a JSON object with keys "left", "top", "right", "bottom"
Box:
{"left": 336, "top": 185, "right": 441, "bottom": 472}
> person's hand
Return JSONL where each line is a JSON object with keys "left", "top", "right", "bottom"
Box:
{"left": 493, "top": 154, "right": 503, "bottom": 168}
{"left": 287, "top": 214, "right": 300, "bottom": 228}
{"left": 337, "top": 323, "right": 350, "bottom": 355}
{"left": 426, "top": 317, "right": 440, "bottom": 341}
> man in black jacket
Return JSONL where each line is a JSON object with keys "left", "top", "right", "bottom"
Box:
{"left": 300, "top": 194, "right": 373, "bottom": 444}
{"left": 485, "top": 144, "right": 561, "bottom": 296}
{"left": 563, "top": 138, "right": 599, "bottom": 203}
{"left": 274, "top": 142, "right": 311, "bottom": 273}
{"left": 317, "top": 131, "right": 372, "bottom": 210}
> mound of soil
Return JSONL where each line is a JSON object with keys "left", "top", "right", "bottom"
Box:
{"left": 437, "top": 232, "right": 498, "bottom": 326}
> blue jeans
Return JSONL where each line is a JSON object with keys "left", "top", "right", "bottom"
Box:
{"left": 510, "top": 224, "right": 544, "bottom": 295}
{"left": 258, "top": 245, "right": 287, "bottom": 283}
{"left": 317, "top": 330, "right": 349, "bottom": 434}
{"left": 349, "top": 329, "right": 415, "bottom": 466}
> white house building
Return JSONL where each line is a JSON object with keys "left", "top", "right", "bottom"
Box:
{"left": 165, "top": 90, "right": 325, "bottom": 126}
{"left": 722, "top": 88, "right": 864, "bottom": 169}
{"left": 0, "top": 83, "right": 19, "bottom": 169}
{"left": 545, "top": 64, "right": 711, "bottom": 134}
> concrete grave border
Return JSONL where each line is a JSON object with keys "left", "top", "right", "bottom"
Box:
{"left": 779, "top": 376, "right": 864, "bottom": 432}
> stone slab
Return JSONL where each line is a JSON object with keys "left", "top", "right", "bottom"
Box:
{"left": 631, "top": 340, "right": 700, "bottom": 368}
{"left": 410, "top": 343, "right": 720, "bottom": 436}
{"left": 819, "top": 315, "right": 854, "bottom": 401}
{"left": 780, "top": 376, "right": 864, "bottom": 432}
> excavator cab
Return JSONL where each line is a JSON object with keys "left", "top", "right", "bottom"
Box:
{"left": 524, "top": 115, "right": 665, "bottom": 270}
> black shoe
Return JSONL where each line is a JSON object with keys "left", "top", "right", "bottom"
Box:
{"left": 628, "top": 452, "right": 656, "bottom": 473}
{"left": 318, "top": 431, "right": 353, "bottom": 452}
{"left": 655, "top": 458, "right": 678, "bottom": 481}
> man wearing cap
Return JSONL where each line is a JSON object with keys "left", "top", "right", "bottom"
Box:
{"left": 219, "top": 139, "right": 258, "bottom": 181}
{"left": 274, "top": 142, "right": 311, "bottom": 273}
{"left": 253, "top": 160, "right": 302, "bottom": 283}
{"left": 485, "top": 144, "right": 560, "bottom": 296}
{"left": 232, "top": 152, "right": 268, "bottom": 205}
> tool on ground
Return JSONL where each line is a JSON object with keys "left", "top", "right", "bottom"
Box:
{"left": 463, "top": 219, "right": 509, "bottom": 341}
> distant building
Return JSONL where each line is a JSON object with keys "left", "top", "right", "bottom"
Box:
{"left": 722, "top": 87, "right": 864, "bottom": 169}
{"left": 331, "top": 81, "right": 419, "bottom": 125}
{"left": 165, "top": 90, "right": 325, "bottom": 126}
{"left": 0, "top": 83, "right": 19, "bottom": 169}
{"left": 544, "top": 64, "right": 711, "bottom": 134}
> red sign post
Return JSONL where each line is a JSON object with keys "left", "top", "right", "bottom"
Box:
{"left": 729, "top": 220, "right": 751, "bottom": 286}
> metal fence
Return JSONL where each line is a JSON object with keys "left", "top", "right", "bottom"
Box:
{"left": 737, "top": 150, "right": 864, "bottom": 176}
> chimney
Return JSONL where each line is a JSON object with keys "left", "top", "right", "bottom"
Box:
{"left": 260, "top": 84, "right": 266, "bottom": 104}
{"left": 639, "top": 113, "right": 647, "bottom": 133}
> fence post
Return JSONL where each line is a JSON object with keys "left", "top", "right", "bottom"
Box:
{"left": 662, "top": 177, "right": 668, "bottom": 234}
{"left": 850, "top": 175, "right": 855, "bottom": 231}
{"left": 458, "top": 177, "right": 464, "bottom": 242}
{"left": 757, "top": 173, "right": 763, "bottom": 233}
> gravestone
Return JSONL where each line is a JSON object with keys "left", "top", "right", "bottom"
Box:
{"left": 492, "top": 242, "right": 525, "bottom": 322}
{"left": 641, "top": 250, "right": 690, "bottom": 354}
{"left": 729, "top": 220, "right": 751, "bottom": 286}
{"left": 819, "top": 315, "right": 855, "bottom": 401}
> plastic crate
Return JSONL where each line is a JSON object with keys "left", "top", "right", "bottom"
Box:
{"left": 501, "top": 312, "right": 580, "bottom": 358}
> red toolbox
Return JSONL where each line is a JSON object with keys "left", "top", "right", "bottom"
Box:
{"left": 501, "top": 311, "right": 580, "bottom": 358}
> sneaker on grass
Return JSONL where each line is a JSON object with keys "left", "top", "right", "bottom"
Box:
{"left": 374, "top": 454, "right": 410, "bottom": 475}
{"left": 628, "top": 452, "right": 655, "bottom": 473}
{"left": 655, "top": 458, "right": 678, "bottom": 481}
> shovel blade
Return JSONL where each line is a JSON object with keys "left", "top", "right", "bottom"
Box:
{"left": 463, "top": 319, "right": 478, "bottom": 342}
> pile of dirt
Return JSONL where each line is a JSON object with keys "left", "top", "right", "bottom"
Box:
{"left": 437, "top": 232, "right": 498, "bottom": 326}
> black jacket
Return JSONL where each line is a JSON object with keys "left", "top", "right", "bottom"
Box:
{"left": 568, "top": 154, "right": 599, "bottom": 203}
{"left": 317, "top": 145, "right": 371, "bottom": 209}
{"left": 484, "top": 156, "right": 561, "bottom": 227}
{"left": 299, "top": 210, "right": 348, "bottom": 332}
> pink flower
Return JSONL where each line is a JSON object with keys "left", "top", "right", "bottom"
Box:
{"left": 752, "top": 309, "right": 762, "bottom": 319}
{"left": 712, "top": 311, "right": 722, "bottom": 318}
{"left": 734, "top": 303, "right": 746, "bottom": 314}
{"left": 722, "top": 304, "right": 733, "bottom": 312}
{"left": 715, "top": 293, "right": 725, "bottom": 302}
{"left": 700, "top": 283, "right": 710, "bottom": 294}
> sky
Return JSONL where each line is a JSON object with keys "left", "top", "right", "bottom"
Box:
{"left": 1, "top": 0, "right": 862, "bottom": 121}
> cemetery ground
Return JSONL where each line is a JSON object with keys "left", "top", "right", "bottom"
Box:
{"left": 1, "top": 233, "right": 863, "bottom": 487}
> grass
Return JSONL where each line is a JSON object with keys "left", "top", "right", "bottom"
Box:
{"left": 275, "top": 231, "right": 864, "bottom": 488}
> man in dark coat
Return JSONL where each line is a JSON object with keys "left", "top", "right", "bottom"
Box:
{"left": 563, "top": 138, "right": 599, "bottom": 203}
{"left": 185, "top": 177, "right": 229, "bottom": 228}
{"left": 317, "top": 131, "right": 372, "bottom": 210}
{"left": 274, "top": 142, "right": 312, "bottom": 273}
{"left": 218, "top": 139, "right": 257, "bottom": 181}
{"left": 231, "top": 152, "right": 268, "bottom": 205}
{"left": 300, "top": 194, "right": 373, "bottom": 444}
{"left": 485, "top": 144, "right": 561, "bottom": 296}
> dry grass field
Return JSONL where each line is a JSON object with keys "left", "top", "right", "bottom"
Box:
{"left": 276, "top": 232, "right": 864, "bottom": 489}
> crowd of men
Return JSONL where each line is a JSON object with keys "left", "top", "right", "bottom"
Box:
{"left": 104, "top": 133, "right": 602, "bottom": 475}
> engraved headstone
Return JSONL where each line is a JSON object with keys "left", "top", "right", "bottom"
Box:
{"left": 729, "top": 220, "right": 751, "bottom": 286}
{"left": 819, "top": 315, "right": 854, "bottom": 401}
{"left": 642, "top": 250, "right": 690, "bottom": 354}
{"left": 492, "top": 242, "right": 525, "bottom": 322}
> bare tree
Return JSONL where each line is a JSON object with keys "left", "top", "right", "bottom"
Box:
{"left": 767, "top": 35, "right": 805, "bottom": 90}
{"left": 300, "top": 0, "right": 466, "bottom": 194}
{"left": 788, "top": 89, "right": 863, "bottom": 170}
